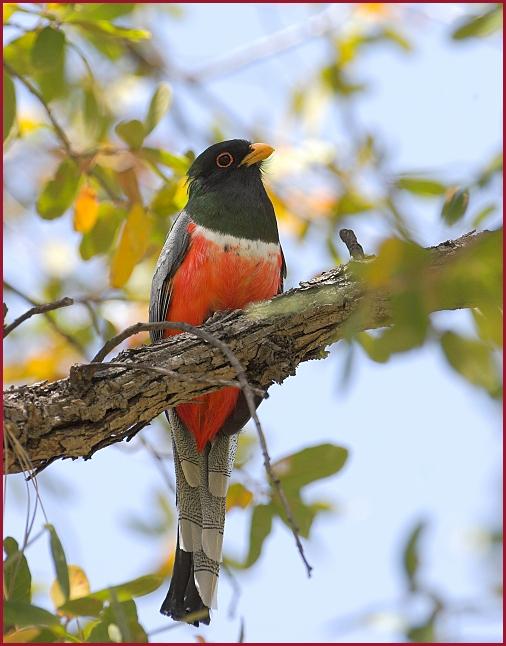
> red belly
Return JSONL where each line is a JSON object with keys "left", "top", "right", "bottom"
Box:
{"left": 165, "top": 224, "right": 282, "bottom": 450}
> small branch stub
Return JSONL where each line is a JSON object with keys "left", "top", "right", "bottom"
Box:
{"left": 339, "top": 228, "right": 365, "bottom": 259}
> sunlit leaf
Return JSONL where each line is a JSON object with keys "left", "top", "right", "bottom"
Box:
{"left": 32, "top": 27, "right": 65, "bottom": 70}
{"left": 3, "top": 72, "right": 16, "bottom": 141}
{"left": 226, "top": 483, "right": 254, "bottom": 512}
{"left": 395, "top": 177, "right": 446, "bottom": 197}
{"left": 402, "top": 519, "right": 426, "bottom": 590}
{"left": 36, "top": 159, "right": 81, "bottom": 220}
{"left": 3, "top": 628, "right": 41, "bottom": 643}
{"left": 452, "top": 4, "right": 503, "bottom": 40}
{"left": 50, "top": 565, "right": 91, "bottom": 609}
{"left": 115, "top": 120, "right": 145, "bottom": 150}
{"left": 144, "top": 83, "right": 172, "bottom": 134}
{"left": 3, "top": 3, "right": 17, "bottom": 23}
{"left": 150, "top": 182, "right": 179, "bottom": 218}
{"left": 69, "top": 18, "right": 150, "bottom": 42}
{"left": 471, "top": 306, "right": 503, "bottom": 347}
{"left": 46, "top": 525, "right": 70, "bottom": 602}
{"left": 440, "top": 331, "right": 502, "bottom": 398}
{"left": 73, "top": 185, "right": 99, "bottom": 232}
{"left": 4, "top": 32, "right": 37, "bottom": 76}
{"left": 110, "top": 203, "right": 152, "bottom": 287}
{"left": 441, "top": 187, "right": 469, "bottom": 225}
{"left": 80, "top": 203, "right": 126, "bottom": 260}
{"left": 71, "top": 3, "right": 135, "bottom": 20}
{"left": 4, "top": 602, "right": 60, "bottom": 628}
{"left": 4, "top": 538, "right": 31, "bottom": 604}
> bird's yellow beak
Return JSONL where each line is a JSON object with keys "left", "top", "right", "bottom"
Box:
{"left": 239, "top": 142, "right": 275, "bottom": 167}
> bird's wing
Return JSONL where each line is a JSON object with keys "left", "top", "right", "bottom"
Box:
{"left": 149, "top": 210, "right": 192, "bottom": 342}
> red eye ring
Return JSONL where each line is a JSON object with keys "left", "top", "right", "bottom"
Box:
{"left": 216, "top": 152, "right": 234, "bottom": 168}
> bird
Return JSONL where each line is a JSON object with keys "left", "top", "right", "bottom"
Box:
{"left": 149, "top": 139, "right": 286, "bottom": 625}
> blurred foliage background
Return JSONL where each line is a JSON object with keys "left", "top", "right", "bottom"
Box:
{"left": 3, "top": 3, "right": 503, "bottom": 643}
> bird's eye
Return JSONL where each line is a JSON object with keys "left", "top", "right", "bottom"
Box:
{"left": 216, "top": 152, "right": 234, "bottom": 168}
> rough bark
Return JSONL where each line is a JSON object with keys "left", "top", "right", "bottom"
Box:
{"left": 3, "top": 230, "right": 493, "bottom": 474}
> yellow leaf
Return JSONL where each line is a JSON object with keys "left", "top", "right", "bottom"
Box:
{"left": 4, "top": 629, "right": 41, "bottom": 643}
{"left": 172, "top": 177, "right": 188, "bottom": 210}
{"left": 3, "top": 4, "right": 17, "bottom": 23}
{"left": 156, "top": 542, "right": 176, "bottom": 578}
{"left": 18, "top": 115, "right": 41, "bottom": 135}
{"left": 74, "top": 185, "right": 99, "bottom": 233}
{"left": 226, "top": 483, "right": 253, "bottom": 512}
{"left": 267, "top": 189, "right": 308, "bottom": 238}
{"left": 110, "top": 203, "right": 152, "bottom": 288}
{"left": 50, "top": 564, "right": 91, "bottom": 610}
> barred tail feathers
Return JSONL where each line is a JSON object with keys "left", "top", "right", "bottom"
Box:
{"left": 163, "top": 410, "right": 237, "bottom": 623}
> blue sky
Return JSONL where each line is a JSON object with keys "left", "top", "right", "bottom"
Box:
{"left": 4, "top": 4, "right": 502, "bottom": 643}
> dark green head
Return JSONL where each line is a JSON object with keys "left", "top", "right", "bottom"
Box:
{"left": 185, "top": 139, "right": 280, "bottom": 243}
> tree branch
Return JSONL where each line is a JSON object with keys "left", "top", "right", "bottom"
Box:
{"left": 3, "top": 230, "right": 495, "bottom": 475}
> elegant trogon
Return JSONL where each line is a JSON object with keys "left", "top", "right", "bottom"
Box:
{"left": 149, "top": 140, "right": 286, "bottom": 625}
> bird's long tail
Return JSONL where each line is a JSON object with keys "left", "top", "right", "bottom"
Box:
{"left": 160, "top": 409, "right": 237, "bottom": 626}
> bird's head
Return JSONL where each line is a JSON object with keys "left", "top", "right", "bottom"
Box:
{"left": 187, "top": 139, "right": 274, "bottom": 195}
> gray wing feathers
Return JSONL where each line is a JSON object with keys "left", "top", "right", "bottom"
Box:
{"left": 170, "top": 410, "right": 237, "bottom": 609}
{"left": 149, "top": 211, "right": 191, "bottom": 343}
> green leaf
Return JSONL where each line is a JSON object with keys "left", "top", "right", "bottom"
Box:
{"left": 471, "top": 306, "right": 503, "bottom": 347}
{"left": 4, "top": 33, "right": 37, "bottom": 76}
{"left": 57, "top": 597, "right": 103, "bottom": 618}
{"left": 452, "top": 4, "right": 503, "bottom": 40}
{"left": 334, "top": 191, "right": 375, "bottom": 218}
{"left": 79, "top": 203, "right": 126, "bottom": 260}
{"left": 272, "top": 443, "right": 349, "bottom": 494}
{"left": 70, "top": 18, "right": 151, "bottom": 42}
{"left": 4, "top": 537, "right": 31, "bottom": 604}
{"left": 31, "top": 27, "right": 65, "bottom": 70}
{"left": 4, "top": 601, "right": 60, "bottom": 629}
{"left": 441, "top": 331, "right": 502, "bottom": 398}
{"left": 243, "top": 504, "right": 274, "bottom": 568}
{"left": 472, "top": 204, "right": 497, "bottom": 227}
{"left": 402, "top": 520, "right": 427, "bottom": 590}
{"left": 115, "top": 119, "right": 145, "bottom": 149}
{"left": 395, "top": 176, "right": 447, "bottom": 197}
{"left": 477, "top": 151, "right": 502, "bottom": 187}
{"left": 140, "top": 147, "right": 190, "bottom": 174}
{"left": 3, "top": 71, "right": 16, "bottom": 141}
{"left": 88, "top": 574, "right": 162, "bottom": 601}
{"left": 36, "top": 159, "right": 81, "bottom": 220}
{"left": 71, "top": 3, "right": 135, "bottom": 20}
{"left": 144, "top": 83, "right": 172, "bottom": 134}
{"left": 45, "top": 524, "right": 70, "bottom": 602}
{"left": 87, "top": 600, "right": 147, "bottom": 643}
{"left": 441, "top": 188, "right": 469, "bottom": 225}
{"left": 272, "top": 495, "right": 332, "bottom": 539}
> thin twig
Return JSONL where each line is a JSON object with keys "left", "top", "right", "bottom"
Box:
{"left": 3, "top": 62, "right": 124, "bottom": 205}
{"left": 3, "top": 297, "right": 74, "bottom": 337}
{"left": 3, "top": 282, "right": 86, "bottom": 356}
{"left": 138, "top": 436, "right": 175, "bottom": 495}
{"left": 3, "top": 61, "right": 74, "bottom": 156}
{"left": 186, "top": 4, "right": 341, "bottom": 82}
{"left": 91, "top": 320, "right": 313, "bottom": 576}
